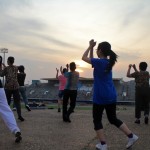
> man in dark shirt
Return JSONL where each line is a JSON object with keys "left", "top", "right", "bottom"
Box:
{"left": 127, "top": 62, "right": 150, "bottom": 124}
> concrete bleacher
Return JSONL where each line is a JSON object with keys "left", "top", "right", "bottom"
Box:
{"left": 26, "top": 83, "right": 58, "bottom": 100}
{"left": 26, "top": 80, "right": 136, "bottom": 105}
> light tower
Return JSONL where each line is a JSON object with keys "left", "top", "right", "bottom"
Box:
{"left": 0, "top": 48, "right": 8, "bottom": 85}
{"left": 0, "top": 48, "right": 8, "bottom": 64}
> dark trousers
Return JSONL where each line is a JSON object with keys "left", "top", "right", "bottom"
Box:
{"left": 93, "top": 103, "right": 123, "bottom": 130}
{"left": 135, "top": 87, "right": 150, "bottom": 119}
{"left": 5, "top": 89, "right": 22, "bottom": 117}
{"left": 63, "top": 89, "right": 77, "bottom": 120}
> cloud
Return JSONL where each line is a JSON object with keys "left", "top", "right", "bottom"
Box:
{"left": 0, "top": 15, "right": 46, "bottom": 51}
{"left": 0, "top": 0, "right": 150, "bottom": 82}
{"left": 0, "top": 12, "right": 81, "bottom": 53}
{"left": 0, "top": 14, "right": 45, "bottom": 32}
{"left": 35, "top": 34, "right": 81, "bottom": 49}
{"left": 121, "top": 4, "right": 144, "bottom": 27}
{"left": 0, "top": 0, "right": 31, "bottom": 12}
{"left": 117, "top": 51, "right": 140, "bottom": 62}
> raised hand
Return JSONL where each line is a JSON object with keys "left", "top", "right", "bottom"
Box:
{"left": 60, "top": 66, "right": 62, "bottom": 71}
{"left": 132, "top": 64, "right": 136, "bottom": 68}
{"left": 89, "top": 39, "right": 96, "bottom": 48}
{"left": 129, "top": 64, "right": 132, "bottom": 68}
{"left": 132, "top": 64, "right": 138, "bottom": 71}
{"left": 66, "top": 64, "right": 69, "bottom": 69}
{"left": 56, "top": 68, "right": 59, "bottom": 72}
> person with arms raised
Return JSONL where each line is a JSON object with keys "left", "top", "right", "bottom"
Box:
{"left": 0, "top": 56, "right": 22, "bottom": 143}
{"left": 0, "top": 56, "right": 25, "bottom": 121}
{"left": 82, "top": 39, "right": 138, "bottom": 150}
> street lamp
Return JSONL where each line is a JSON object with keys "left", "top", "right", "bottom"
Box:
{"left": 0, "top": 48, "right": 8, "bottom": 64}
{"left": 0, "top": 48, "right": 8, "bottom": 85}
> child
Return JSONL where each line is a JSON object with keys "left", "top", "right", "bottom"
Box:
{"left": 127, "top": 63, "right": 150, "bottom": 124}
{"left": 62, "top": 62, "right": 79, "bottom": 122}
{"left": 82, "top": 39, "right": 138, "bottom": 150}
{"left": 15, "top": 65, "right": 31, "bottom": 111}
{"left": 56, "top": 65, "right": 68, "bottom": 112}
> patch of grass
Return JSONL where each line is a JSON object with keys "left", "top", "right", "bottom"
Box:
{"left": 47, "top": 104, "right": 93, "bottom": 110}
{"left": 10, "top": 102, "right": 128, "bottom": 111}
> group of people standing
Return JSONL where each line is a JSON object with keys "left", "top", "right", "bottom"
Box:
{"left": 56, "top": 39, "right": 150, "bottom": 150}
{"left": 56, "top": 62, "right": 79, "bottom": 122}
{"left": 0, "top": 39, "right": 149, "bottom": 150}
{"left": 0, "top": 56, "right": 31, "bottom": 143}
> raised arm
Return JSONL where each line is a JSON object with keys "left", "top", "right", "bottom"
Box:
{"left": 56, "top": 68, "right": 59, "bottom": 79}
{"left": 126, "top": 64, "right": 132, "bottom": 78}
{"left": 82, "top": 39, "right": 96, "bottom": 64}
{"left": 60, "top": 66, "right": 63, "bottom": 75}
{"left": 132, "top": 64, "right": 138, "bottom": 72}
{"left": 66, "top": 64, "right": 69, "bottom": 72}
{"left": 89, "top": 44, "right": 94, "bottom": 59}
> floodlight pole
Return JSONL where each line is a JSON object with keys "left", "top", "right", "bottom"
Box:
{"left": 0, "top": 48, "right": 8, "bottom": 85}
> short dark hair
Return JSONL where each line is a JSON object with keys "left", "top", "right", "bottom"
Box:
{"left": 18, "top": 65, "right": 25, "bottom": 73}
{"left": 62, "top": 68, "right": 67, "bottom": 73}
{"left": 139, "top": 62, "right": 147, "bottom": 71}
{"left": 8, "top": 56, "right": 14, "bottom": 64}
{"left": 69, "top": 62, "right": 76, "bottom": 71}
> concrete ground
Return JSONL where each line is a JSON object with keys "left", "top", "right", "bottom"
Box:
{"left": 0, "top": 105, "right": 149, "bottom": 150}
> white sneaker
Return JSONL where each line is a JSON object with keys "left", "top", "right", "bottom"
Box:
{"left": 12, "top": 107, "right": 16, "bottom": 111}
{"left": 96, "top": 143, "right": 108, "bottom": 150}
{"left": 126, "top": 134, "right": 138, "bottom": 149}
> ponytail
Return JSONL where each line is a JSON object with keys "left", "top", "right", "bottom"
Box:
{"left": 105, "top": 49, "right": 118, "bottom": 72}
{"left": 97, "top": 41, "right": 118, "bottom": 72}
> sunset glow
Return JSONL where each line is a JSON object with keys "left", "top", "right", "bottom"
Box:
{"left": 76, "top": 68, "right": 83, "bottom": 73}
{"left": 75, "top": 60, "right": 91, "bottom": 68}
{"left": 0, "top": 0, "right": 150, "bottom": 82}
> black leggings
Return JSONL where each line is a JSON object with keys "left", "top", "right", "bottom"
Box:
{"left": 5, "top": 89, "right": 22, "bottom": 117}
{"left": 93, "top": 103, "right": 123, "bottom": 130}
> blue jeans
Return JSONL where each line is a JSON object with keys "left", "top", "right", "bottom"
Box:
{"left": 19, "top": 86, "right": 28, "bottom": 106}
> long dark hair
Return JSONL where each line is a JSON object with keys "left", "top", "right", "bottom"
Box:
{"left": 97, "top": 41, "right": 118, "bottom": 72}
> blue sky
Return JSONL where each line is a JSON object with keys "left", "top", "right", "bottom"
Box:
{"left": 0, "top": 0, "right": 150, "bottom": 83}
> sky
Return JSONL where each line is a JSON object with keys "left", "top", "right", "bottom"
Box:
{"left": 0, "top": 0, "right": 150, "bottom": 84}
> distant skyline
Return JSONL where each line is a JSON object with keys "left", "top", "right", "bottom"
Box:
{"left": 0, "top": 0, "right": 150, "bottom": 84}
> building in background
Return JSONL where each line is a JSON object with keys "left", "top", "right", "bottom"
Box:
{"left": 25, "top": 77, "right": 136, "bottom": 103}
